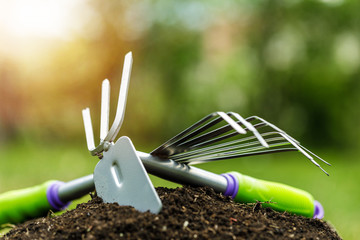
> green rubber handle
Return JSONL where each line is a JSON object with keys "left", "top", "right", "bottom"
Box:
{"left": 0, "top": 181, "right": 55, "bottom": 225}
{"left": 230, "top": 172, "right": 315, "bottom": 218}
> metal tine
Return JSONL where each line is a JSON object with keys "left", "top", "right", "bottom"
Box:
{"left": 250, "top": 121, "right": 300, "bottom": 147}
{"left": 100, "top": 79, "right": 110, "bottom": 142}
{"left": 227, "top": 112, "right": 269, "bottom": 148}
{"left": 171, "top": 136, "right": 290, "bottom": 162}
{"left": 185, "top": 121, "right": 276, "bottom": 151}
{"left": 182, "top": 126, "right": 245, "bottom": 151}
{"left": 299, "top": 144, "right": 331, "bottom": 166}
{"left": 173, "top": 127, "right": 329, "bottom": 175}
{"left": 276, "top": 131, "right": 329, "bottom": 175}
{"left": 104, "top": 52, "right": 133, "bottom": 143}
{"left": 81, "top": 52, "right": 132, "bottom": 156}
{"left": 178, "top": 134, "right": 299, "bottom": 162}
{"left": 153, "top": 114, "right": 276, "bottom": 157}
{"left": 171, "top": 131, "right": 286, "bottom": 160}
{"left": 183, "top": 148, "right": 298, "bottom": 165}
{"left": 177, "top": 143, "right": 299, "bottom": 163}
{"left": 252, "top": 117, "right": 330, "bottom": 168}
{"left": 173, "top": 113, "right": 278, "bottom": 154}
{"left": 151, "top": 113, "right": 224, "bottom": 155}
{"left": 82, "top": 108, "right": 96, "bottom": 151}
{"left": 246, "top": 116, "right": 300, "bottom": 145}
{"left": 180, "top": 134, "right": 267, "bottom": 156}
{"left": 174, "top": 123, "right": 241, "bottom": 154}
{"left": 188, "top": 129, "right": 281, "bottom": 152}
{"left": 248, "top": 117, "right": 331, "bottom": 169}
{"left": 173, "top": 113, "right": 262, "bottom": 153}
{"left": 219, "top": 112, "right": 247, "bottom": 134}
{"left": 173, "top": 115, "right": 264, "bottom": 153}
{"left": 166, "top": 116, "right": 329, "bottom": 174}
{"left": 173, "top": 132, "right": 292, "bottom": 161}
{"left": 151, "top": 112, "right": 246, "bottom": 156}
{"left": 177, "top": 120, "right": 238, "bottom": 146}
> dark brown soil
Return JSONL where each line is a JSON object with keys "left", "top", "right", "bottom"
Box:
{"left": 2, "top": 186, "right": 341, "bottom": 240}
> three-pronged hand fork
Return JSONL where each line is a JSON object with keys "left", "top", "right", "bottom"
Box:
{"left": 0, "top": 52, "right": 329, "bottom": 226}
{"left": 82, "top": 52, "right": 132, "bottom": 157}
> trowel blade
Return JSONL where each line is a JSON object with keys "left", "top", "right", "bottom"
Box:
{"left": 94, "top": 136, "right": 162, "bottom": 213}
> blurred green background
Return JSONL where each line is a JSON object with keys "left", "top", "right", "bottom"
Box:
{"left": 0, "top": 0, "right": 359, "bottom": 239}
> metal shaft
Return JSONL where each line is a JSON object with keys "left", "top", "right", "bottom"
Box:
{"left": 58, "top": 152, "right": 228, "bottom": 203}
{"left": 58, "top": 174, "right": 95, "bottom": 203}
{"left": 138, "top": 151, "right": 227, "bottom": 193}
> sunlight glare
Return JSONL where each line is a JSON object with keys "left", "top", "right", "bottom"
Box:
{"left": 1, "top": 0, "right": 81, "bottom": 39}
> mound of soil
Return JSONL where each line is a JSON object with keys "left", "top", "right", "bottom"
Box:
{"left": 2, "top": 186, "right": 340, "bottom": 240}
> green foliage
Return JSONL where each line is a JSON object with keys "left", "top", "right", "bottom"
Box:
{"left": 1, "top": 0, "right": 359, "bottom": 149}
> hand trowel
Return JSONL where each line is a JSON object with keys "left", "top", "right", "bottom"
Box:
{"left": 94, "top": 136, "right": 162, "bottom": 213}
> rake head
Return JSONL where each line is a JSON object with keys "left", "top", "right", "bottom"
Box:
{"left": 80, "top": 51, "right": 330, "bottom": 175}
{"left": 151, "top": 112, "right": 331, "bottom": 175}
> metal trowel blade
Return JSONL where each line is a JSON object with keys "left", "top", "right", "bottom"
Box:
{"left": 93, "top": 136, "right": 162, "bottom": 213}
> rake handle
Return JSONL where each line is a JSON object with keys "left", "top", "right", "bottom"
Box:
{"left": 139, "top": 152, "right": 324, "bottom": 218}
{"left": 222, "top": 172, "right": 323, "bottom": 218}
{"left": 0, "top": 181, "right": 69, "bottom": 225}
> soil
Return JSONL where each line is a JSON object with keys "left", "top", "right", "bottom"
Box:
{"left": 2, "top": 186, "right": 341, "bottom": 240}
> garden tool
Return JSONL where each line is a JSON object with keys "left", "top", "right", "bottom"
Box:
{"left": 0, "top": 52, "right": 162, "bottom": 225}
{"left": 0, "top": 52, "right": 329, "bottom": 226}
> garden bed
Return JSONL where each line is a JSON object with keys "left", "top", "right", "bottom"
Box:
{"left": 2, "top": 186, "right": 341, "bottom": 239}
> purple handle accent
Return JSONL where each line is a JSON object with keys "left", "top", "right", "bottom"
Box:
{"left": 221, "top": 173, "right": 239, "bottom": 199}
{"left": 46, "top": 181, "right": 71, "bottom": 211}
{"left": 313, "top": 200, "right": 324, "bottom": 219}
